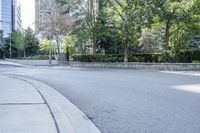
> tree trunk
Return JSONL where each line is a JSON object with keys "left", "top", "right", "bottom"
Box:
{"left": 66, "top": 46, "right": 69, "bottom": 61}
{"left": 17, "top": 50, "right": 20, "bottom": 59}
{"left": 55, "top": 36, "right": 60, "bottom": 61}
{"left": 124, "top": 44, "right": 128, "bottom": 62}
{"left": 24, "top": 49, "right": 26, "bottom": 58}
{"left": 165, "top": 21, "right": 171, "bottom": 50}
{"left": 56, "top": 37, "right": 60, "bottom": 54}
{"left": 92, "top": 36, "right": 96, "bottom": 55}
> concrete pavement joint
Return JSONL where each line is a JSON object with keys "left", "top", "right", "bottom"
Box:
{"left": 0, "top": 103, "right": 45, "bottom": 105}
{"left": 10, "top": 76, "right": 60, "bottom": 133}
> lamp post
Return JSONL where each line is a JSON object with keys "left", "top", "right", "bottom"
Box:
{"left": 45, "top": 12, "right": 53, "bottom": 66}
{"left": 8, "top": 33, "right": 12, "bottom": 58}
{"left": 49, "top": 35, "right": 52, "bottom": 66}
{"left": 0, "top": 20, "right": 12, "bottom": 58}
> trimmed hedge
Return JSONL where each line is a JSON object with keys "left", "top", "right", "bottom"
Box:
{"left": 128, "top": 53, "right": 161, "bottom": 62}
{"left": 22, "top": 55, "right": 55, "bottom": 60}
{"left": 73, "top": 54, "right": 161, "bottom": 62}
{"left": 73, "top": 54, "right": 123, "bottom": 62}
{"left": 161, "top": 50, "right": 200, "bottom": 63}
{"left": 73, "top": 50, "right": 200, "bottom": 63}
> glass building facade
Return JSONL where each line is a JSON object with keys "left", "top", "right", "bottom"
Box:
{"left": 0, "top": 0, "right": 13, "bottom": 37}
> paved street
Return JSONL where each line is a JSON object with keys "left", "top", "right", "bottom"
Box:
{"left": 1, "top": 64, "right": 200, "bottom": 133}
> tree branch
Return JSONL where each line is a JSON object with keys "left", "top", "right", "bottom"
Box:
{"left": 107, "top": 0, "right": 125, "bottom": 21}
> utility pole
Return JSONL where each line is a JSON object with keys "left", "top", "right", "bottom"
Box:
{"left": 9, "top": 32, "right": 12, "bottom": 58}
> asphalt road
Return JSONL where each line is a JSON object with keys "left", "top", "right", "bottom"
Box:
{"left": 1, "top": 65, "right": 200, "bottom": 133}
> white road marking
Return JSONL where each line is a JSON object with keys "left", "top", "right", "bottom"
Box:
{"left": 171, "top": 84, "right": 200, "bottom": 94}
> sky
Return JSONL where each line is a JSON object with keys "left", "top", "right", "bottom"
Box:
{"left": 20, "top": 0, "right": 35, "bottom": 30}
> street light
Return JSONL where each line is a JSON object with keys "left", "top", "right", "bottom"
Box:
{"left": 47, "top": 35, "right": 52, "bottom": 66}
{"left": 44, "top": 12, "right": 53, "bottom": 65}
{"left": 0, "top": 20, "right": 12, "bottom": 58}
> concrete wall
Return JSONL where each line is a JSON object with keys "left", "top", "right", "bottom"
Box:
{"left": 70, "top": 62, "right": 200, "bottom": 71}
{"left": 6, "top": 59, "right": 58, "bottom": 66}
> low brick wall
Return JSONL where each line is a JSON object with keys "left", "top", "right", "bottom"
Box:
{"left": 70, "top": 62, "right": 200, "bottom": 71}
{"left": 6, "top": 59, "right": 58, "bottom": 66}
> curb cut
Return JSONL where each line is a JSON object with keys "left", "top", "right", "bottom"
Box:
{"left": 11, "top": 76, "right": 101, "bottom": 133}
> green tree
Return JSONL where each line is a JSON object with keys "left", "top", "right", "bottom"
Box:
{"left": 72, "top": 23, "right": 91, "bottom": 54}
{"left": 138, "top": 28, "right": 164, "bottom": 52}
{"left": 11, "top": 30, "right": 25, "bottom": 58}
{"left": 61, "top": 0, "right": 100, "bottom": 54}
{"left": 93, "top": 0, "right": 122, "bottom": 54}
{"left": 24, "top": 28, "right": 39, "bottom": 57}
{"left": 170, "top": 0, "right": 200, "bottom": 50}
{"left": 59, "top": 0, "right": 200, "bottom": 63}
{"left": 40, "top": 39, "right": 56, "bottom": 55}
{"left": 149, "top": 0, "right": 198, "bottom": 49}
{"left": 106, "top": 0, "right": 143, "bottom": 62}
{"left": 61, "top": 35, "right": 75, "bottom": 56}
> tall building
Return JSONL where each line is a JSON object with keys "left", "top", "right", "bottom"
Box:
{"left": 35, "top": 0, "right": 96, "bottom": 34}
{"left": 35, "top": 0, "right": 49, "bottom": 34}
{"left": 13, "top": 0, "right": 22, "bottom": 31}
{"left": 0, "top": 0, "right": 22, "bottom": 37}
{"left": 0, "top": 0, "right": 13, "bottom": 37}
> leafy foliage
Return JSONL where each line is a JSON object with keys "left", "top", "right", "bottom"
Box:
{"left": 11, "top": 30, "right": 24, "bottom": 51}
{"left": 61, "top": 35, "right": 76, "bottom": 55}
{"left": 24, "top": 28, "right": 39, "bottom": 56}
{"left": 40, "top": 39, "right": 56, "bottom": 55}
{"left": 58, "top": 0, "right": 200, "bottom": 62}
{"left": 73, "top": 50, "right": 200, "bottom": 63}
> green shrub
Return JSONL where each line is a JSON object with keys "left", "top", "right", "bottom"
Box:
{"left": 128, "top": 53, "right": 162, "bottom": 62}
{"left": 73, "top": 54, "right": 123, "bottom": 62}
{"left": 22, "top": 55, "right": 55, "bottom": 60}
{"left": 160, "top": 50, "right": 200, "bottom": 63}
{"left": 73, "top": 50, "right": 200, "bottom": 63}
{"left": 160, "top": 50, "right": 176, "bottom": 62}
{"left": 73, "top": 54, "right": 161, "bottom": 62}
{"left": 192, "top": 60, "right": 200, "bottom": 63}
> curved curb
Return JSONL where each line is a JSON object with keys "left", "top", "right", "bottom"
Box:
{"left": 12, "top": 76, "right": 101, "bottom": 133}
{"left": 0, "top": 61, "right": 25, "bottom": 67}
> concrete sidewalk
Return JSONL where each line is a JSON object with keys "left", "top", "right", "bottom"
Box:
{"left": 0, "top": 75, "right": 101, "bottom": 133}
{"left": 0, "top": 60, "right": 24, "bottom": 67}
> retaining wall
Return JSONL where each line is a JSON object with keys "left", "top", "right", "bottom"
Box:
{"left": 70, "top": 62, "right": 200, "bottom": 71}
{"left": 6, "top": 59, "right": 58, "bottom": 66}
